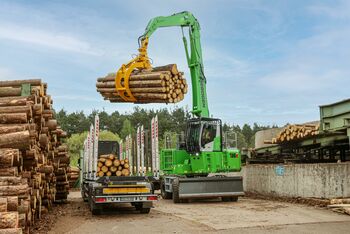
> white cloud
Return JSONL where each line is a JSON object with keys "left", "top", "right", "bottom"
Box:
{"left": 0, "top": 22, "right": 101, "bottom": 55}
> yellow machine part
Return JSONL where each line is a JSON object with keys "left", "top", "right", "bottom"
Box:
{"left": 103, "top": 187, "right": 150, "bottom": 194}
{"left": 115, "top": 37, "right": 152, "bottom": 102}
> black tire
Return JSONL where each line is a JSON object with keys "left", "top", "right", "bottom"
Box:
{"left": 172, "top": 178, "right": 181, "bottom": 204}
{"left": 140, "top": 208, "right": 151, "bottom": 214}
{"left": 161, "top": 179, "right": 172, "bottom": 199}
{"left": 81, "top": 189, "right": 88, "bottom": 202}
{"left": 222, "top": 196, "right": 238, "bottom": 202}
{"left": 89, "top": 199, "right": 100, "bottom": 215}
{"left": 134, "top": 203, "right": 143, "bottom": 210}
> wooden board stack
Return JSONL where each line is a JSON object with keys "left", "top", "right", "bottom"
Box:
{"left": 0, "top": 79, "right": 70, "bottom": 233}
{"left": 96, "top": 64, "right": 188, "bottom": 104}
{"left": 265, "top": 124, "right": 320, "bottom": 144}
{"left": 67, "top": 166, "right": 80, "bottom": 188}
{"left": 97, "top": 154, "right": 130, "bottom": 177}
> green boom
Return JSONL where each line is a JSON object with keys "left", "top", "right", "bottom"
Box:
{"left": 142, "top": 11, "right": 209, "bottom": 118}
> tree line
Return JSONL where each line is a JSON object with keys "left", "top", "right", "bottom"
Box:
{"left": 55, "top": 106, "right": 278, "bottom": 150}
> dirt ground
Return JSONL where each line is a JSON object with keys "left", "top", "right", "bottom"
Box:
{"left": 45, "top": 191, "right": 350, "bottom": 234}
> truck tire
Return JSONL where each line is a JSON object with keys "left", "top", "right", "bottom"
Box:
{"left": 81, "top": 189, "right": 88, "bottom": 202}
{"left": 89, "top": 199, "right": 101, "bottom": 215}
{"left": 161, "top": 179, "right": 172, "bottom": 199}
{"left": 135, "top": 203, "right": 151, "bottom": 214}
{"left": 172, "top": 178, "right": 181, "bottom": 204}
{"left": 140, "top": 208, "right": 151, "bottom": 214}
{"left": 222, "top": 196, "right": 238, "bottom": 202}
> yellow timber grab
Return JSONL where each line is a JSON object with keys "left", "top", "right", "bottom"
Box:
{"left": 115, "top": 37, "right": 152, "bottom": 102}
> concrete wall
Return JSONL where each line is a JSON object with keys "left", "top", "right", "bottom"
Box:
{"left": 243, "top": 163, "right": 350, "bottom": 198}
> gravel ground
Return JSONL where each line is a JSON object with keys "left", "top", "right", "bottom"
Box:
{"left": 44, "top": 191, "right": 350, "bottom": 234}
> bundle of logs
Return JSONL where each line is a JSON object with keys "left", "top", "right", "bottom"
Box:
{"left": 67, "top": 167, "right": 80, "bottom": 188}
{"left": 0, "top": 79, "right": 69, "bottom": 233}
{"left": 265, "top": 124, "right": 320, "bottom": 144}
{"left": 96, "top": 64, "right": 188, "bottom": 104}
{"left": 97, "top": 154, "right": 130, "bottom": 177}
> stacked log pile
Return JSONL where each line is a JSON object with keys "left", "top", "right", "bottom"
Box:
{"left": 265, "top": 124, "right": 320, "bottom": 144}
{"left": 67, "top": 167, "right": 80, "bottom": 188}
{"left": 97, "top": 154, "right": 130, "bottom": 177}
{"left": 0, "top": 79, "right": 69, "bottom": 233}
{"left": 96, "top": 64, "right": 188, "bottom": 104}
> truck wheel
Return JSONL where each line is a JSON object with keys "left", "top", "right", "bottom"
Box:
{"left": 89, "top": 200, "right": 101, "bottom": 215}
{"left": 172, "top": 178, "right": 181, "bottom": 204}
{"left": 222, "top": 196, "right": 238, "bottom": 202}
{"left": 140, "top": 208, "right": 151, "bottom": 214}
{"left": 161, "top": 180, "right": 172, "bottom": 199}
{"left": 134, "top": 203, "right": 142, "bottom": 210}
{"left": 81, "top": 190, "right": 88, "bottom": 202}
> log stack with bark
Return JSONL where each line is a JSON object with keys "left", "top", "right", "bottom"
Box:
{"left": 0, "top": 79, "right": 70, "bottom": 233}
{"left": 67, "top": 166, "right": 80, "bottom": 188}
{"left": 97, "top": 154, "right": 130, "bottom": 177}
{"left": 96, "top": 64, "right": 188, "bottom": 104}
{"left": 265, "top": 124, "right": 320, "bottom": 144}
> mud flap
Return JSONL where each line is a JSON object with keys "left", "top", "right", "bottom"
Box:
{"left": 178, "top": 176, "right": 244, "bottom": 199}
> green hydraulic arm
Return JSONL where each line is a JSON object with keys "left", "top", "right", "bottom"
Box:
{"left": 139, "top": 11, "right": 209, "bottom": 118}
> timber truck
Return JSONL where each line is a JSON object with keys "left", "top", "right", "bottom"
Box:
{"left": 115, "top": 11, "right": 244, "bottom": 203}
{"left": 79, "top": 116, "right": 157, "bottom": 214}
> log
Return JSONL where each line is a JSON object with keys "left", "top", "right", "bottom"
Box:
{"left": 0, "top": 212, "right": 18, "bottom": 228}
{"left": 0, "top": 124, "right": 35, "bottom": 135}
{"left": 0, "top": 113, "right": 27, "bottom": 124}
{"left": 97, "top": 72, "right": 170, "bottom": 82}
{"left": 121, "top": 169, "right": 130, "bottom": 176}
{"left": 0, "top": 185, "right": 29, "bottom": 196}
{"left": 0, "top": 149, "right": 18, "bottom": 168}
{"left": 113, "top": 160, "right": 120, "bottom": 167}
{"left": 0, "top": 131, "right": 31, "bottom": 149}
{"left": 0, "top": 228, "right": 22, "bottom": 234}
{"left": 46, "top": 119, "right": 57, "bottom": 130}
{"left": 0, "top": 198, "right": 7, "bottom": 212}
{"left": 108, "top": 97, "right": 169, "bottom": 104}
{"left": 152, "top": 64, "right": 178, "bottom": 75}
{"left": 0, "top": 106, "right": 32, "bottom": 117}
{"left": 0, "top": 177, "right": 24, "bottom": 186}
{"left": 0, "top": 79, "right": 42, "bottom": 87}
{"left": 105, "top": 159, "right": 113, "bottom": 167}
{"left": 110, "top": 166, "right": 117, "bottom": 172}
{"left": 0, "top": 97, "right": 31, "bottom": 107}
{"left": 330, "top": 198, "right": 350, "bottom": 205}
{"left": 0, "top": 168, "right": 18, "bottom": 177}
{"left": 6, "top": 197, "right": 18, "bottom": 212}
{"left": 38, "top": 165, "right": 53, "bottom": 174}
{"left": 101, "top": 166, "right": 108, "bottom": 173}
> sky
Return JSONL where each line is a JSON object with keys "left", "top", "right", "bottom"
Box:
{"left": 0, "top": 0, "right": 349, "bottom": 126}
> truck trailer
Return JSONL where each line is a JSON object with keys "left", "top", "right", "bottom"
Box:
{"left": 80, "top": 116, "right": 157, "bottom": 214}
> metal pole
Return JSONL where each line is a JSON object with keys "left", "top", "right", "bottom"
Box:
{"left": 141, "top": 125, "right": 145, "bottom": 176}
{"left": 155, "top": 115, "right": 159, "bottom": 177}
{"left": 93, "top": 115, "right": 99, "bottom": 180}
{"left": 151, "top": 117, "right": 155, "bottom": 176}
